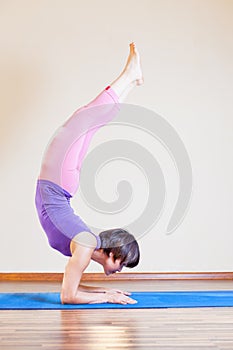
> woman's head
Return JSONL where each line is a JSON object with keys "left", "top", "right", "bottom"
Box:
{"left": 99, "top": 228, "right": 140, "bottom": 269}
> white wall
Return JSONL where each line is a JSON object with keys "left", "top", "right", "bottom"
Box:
{"left": 0, "top": 0, "right": 232, "bottom": 272}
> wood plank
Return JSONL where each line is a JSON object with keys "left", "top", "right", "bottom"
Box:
{"left": 0, "top": 272, "right": 233, "bottom": 281}
{"left": 1, "top": 279, "right": 233, "bottom": 292}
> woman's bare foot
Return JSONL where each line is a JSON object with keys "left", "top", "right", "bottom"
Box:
{"left": 110, "top": 42, "right": 144, "bottom": 101}
{"left": 123, "top": 42, "right": 144, "bottom": 86}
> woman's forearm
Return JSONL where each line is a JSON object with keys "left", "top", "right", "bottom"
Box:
{"left": 61, "top": 290, "right": 108, "bottom": 304}
{"left": 61, "top": 289, "right": 137, "bottom": 305}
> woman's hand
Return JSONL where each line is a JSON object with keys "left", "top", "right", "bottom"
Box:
{"left": 105, "top": 290, "right": 137, "bottom": 305}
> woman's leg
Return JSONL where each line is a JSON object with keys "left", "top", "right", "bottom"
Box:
{"left": 39, "top": 87, "right": 120, "bottom": 195}
{"left": 75, "top": 42, "right": 143, "bottom": 172}
{"left": 39, "top": 42, "right": 143, "bottom": 195}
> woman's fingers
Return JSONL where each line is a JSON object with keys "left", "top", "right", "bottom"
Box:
{"left": 105, "top": 291, "right": 137, "bottom": 304}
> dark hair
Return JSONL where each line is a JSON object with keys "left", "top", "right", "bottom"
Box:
{"left": 99, "top": 228, "right": 140, "bottom": 268}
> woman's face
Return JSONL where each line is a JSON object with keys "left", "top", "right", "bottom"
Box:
{"left": 104, "top": 253, "right": 123, "bottom": 275}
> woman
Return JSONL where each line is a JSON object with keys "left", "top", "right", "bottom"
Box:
{"left": 35, "top": 42, "right": 143, "bottom": 305}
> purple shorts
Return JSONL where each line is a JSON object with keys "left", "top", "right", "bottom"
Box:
{"left": 35, "top": 179, "right": 101, "bottom": 256}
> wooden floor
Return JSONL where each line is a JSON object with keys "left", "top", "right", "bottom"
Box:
{"left": 1, "top": 280, "right": 233, "bottom": 349}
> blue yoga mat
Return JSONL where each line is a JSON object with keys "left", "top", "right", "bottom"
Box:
{"left": 1, "top": 291, "right": 233, "bottom": 309}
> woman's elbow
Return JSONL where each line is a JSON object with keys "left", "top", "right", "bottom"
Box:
{"left": 60, "top": 291, "right": 75, "bottom": 304}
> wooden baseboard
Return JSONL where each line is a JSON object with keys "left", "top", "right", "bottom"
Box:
{"left": 0, "top": 272, "right": 233, "bottom": 282}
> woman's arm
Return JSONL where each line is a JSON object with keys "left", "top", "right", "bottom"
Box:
{"left": 60, "top": 240, "right": 136, "bottom": 304}
{"left": 60, "top": 241, "right": 106, "bottom": 304}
